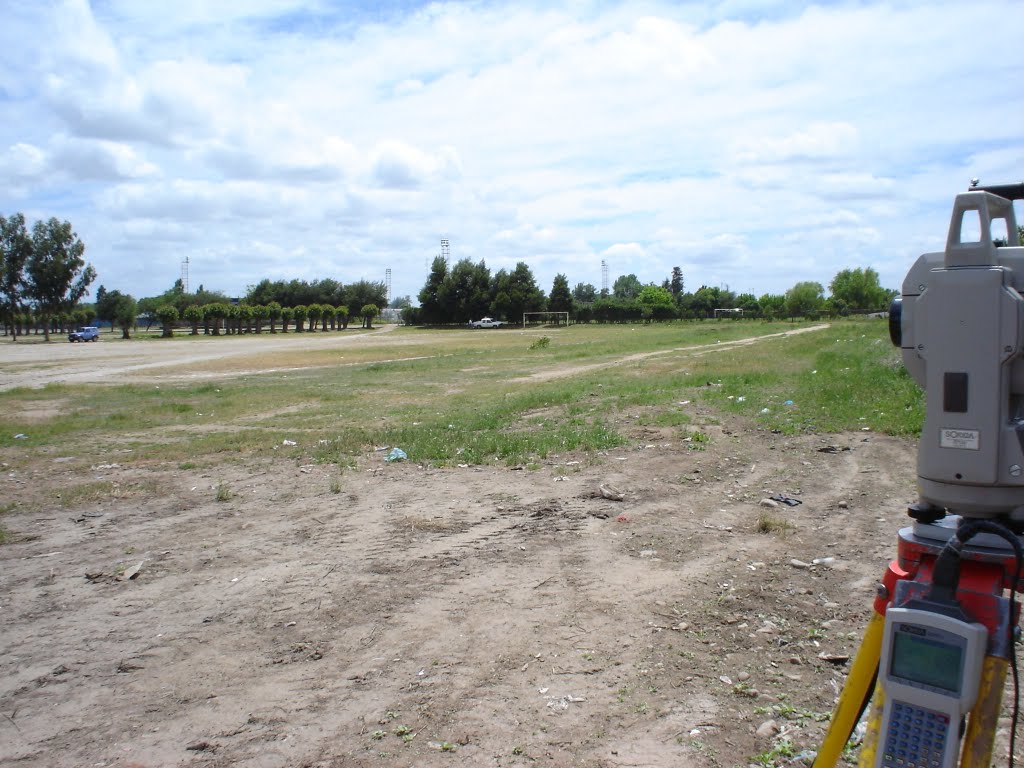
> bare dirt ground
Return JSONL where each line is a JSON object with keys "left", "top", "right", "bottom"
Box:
{"left": 0, "top": 329, "right": 1011, "bottom": 767}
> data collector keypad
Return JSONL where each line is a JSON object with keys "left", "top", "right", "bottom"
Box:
{"left": 881, "top": 702, "right": 949, "bottom": 767}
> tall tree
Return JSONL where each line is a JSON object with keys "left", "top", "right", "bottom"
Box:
{"left": 636, "top": 285, "right": 675, "bottom": 320}
{"left": 829, "top": 267, "right": 892, "bottom": 311}
{"left": 0, "top": 213, "right": 32, "bottom": 341}
{"left": 548, "top": 273, "right": 573, "bottom": 317}
{"left": 100, "top": 290, "right": 136, "bottom": 339}
{"left": 26, "top": 218, "right": 95, "bottom": 341}
{"left": 758, "top": 293, "right": 785, "bottom": 319}
{"left": 612, "top": 274, "right": 643, "bottom": 300}
{"left": 669, "top": 267, "right": 684, "bottom": 298}
{"left": 689, "top": 285, "right": 726, "bottom": 318}
{"left": 418, "top": 256, "right": 448, "bottom": 324}
{"left": 491, "top": 262, "right": 545, "bottom": 322}
{"left": 346, "top": 280, "right": 388, "bottom": 315}
{"left": 785, "top": 281, "right": 825, "bottom": 317}
{"left": 440, "top": 259, "right": 491, "bottom": 323}
{"left": 735, "top": 293, "right": 760, "bottom": 314}
{"left": 572, "top": 282, "right": 597, "bottom": 304}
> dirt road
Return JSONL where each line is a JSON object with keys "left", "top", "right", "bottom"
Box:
{"left": 0, "top": 326, "right": 396, "bottom": 392}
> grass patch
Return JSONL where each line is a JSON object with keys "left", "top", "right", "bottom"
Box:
{"left": 755, "top": 511, "right": 794, "bottom": 535}
{"left": 56, "top": 481, "right": 116, "bottom": 507}
{"left": 0, "top": 319, "right": 922, "bottom": 479}
{"left": 691, "top": 320, "right": 922, "bottom": 435}
{"left": 752, "top": 739, "right": 797, "bottom": 766}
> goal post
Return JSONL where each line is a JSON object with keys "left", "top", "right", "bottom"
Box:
{"left": 522, "top": 311, "right": 570, "bottom": 328}
{"left": 713, "top": 308, "right": 744, "bottom": 318}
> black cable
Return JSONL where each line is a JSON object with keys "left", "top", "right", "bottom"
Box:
{"left": 950, "top": 519, "right": 1022, "bottom": 767}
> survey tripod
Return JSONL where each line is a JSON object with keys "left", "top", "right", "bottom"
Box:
{"left": 812, "top": 512, "right": 1022, "bottom": 766}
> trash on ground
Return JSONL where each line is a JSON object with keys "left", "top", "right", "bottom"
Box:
{"left": 599, "top": 484, "right": 624, "bottom": 501}
{"left": 770, "top": 495, "right": 802, "bottom": 506}
{"left": 118, "top": 561, "right": 144, "bottom": 581}
{"left": 616, "top": 515, "right": 630, "bottom": 523}
{"left": 818, "top": 652, "right": 850, "bottom": 664}
{"left": 817, "top": 446, "right": 850, "bottom": 454}
{"left": 282, "top": 439, "right": 297, "bottom": 446}
{"left": 385, "top": 447, "right": 408, "bottom": 462}
{"left": 13, "top": 433, "right": 27, "bottom": 439}
{"left": 784, "top": 400, "right": 794, "bottom": 405}
{"left": 546, "top": 694, "right": 585, "bottom": 711}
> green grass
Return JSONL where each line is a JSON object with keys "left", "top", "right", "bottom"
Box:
{"left": 691, "top": 322, "right": 923, "bottom": 435}
{"left": 0, "top": 319, "right": 922, "bottom": 475}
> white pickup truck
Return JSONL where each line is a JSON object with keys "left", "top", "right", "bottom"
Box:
{"left": 469, "top": 317, "right": 504, "bottom": 328}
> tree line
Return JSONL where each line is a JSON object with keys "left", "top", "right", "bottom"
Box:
{"left": 2, "top": 207, "right": 907, "bottom": 342}
{"left": 407, "top": 256, "right": 898, "bottom": 325}
{"left": 94, "top": 277, "right": 391, "bottom": 339}
{"left": 0, "top": 214, "right": 96, "bottom": 341}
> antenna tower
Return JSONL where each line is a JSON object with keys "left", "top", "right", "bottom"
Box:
{"left": 441, "top": 237, "right": 450, "bottom": 266}
{"left": 385, "top": 268, "right": 392, "bottom": 304}
{"left": 601, "top": 259, "right": 609, "bottom": 295}
{"left": 181, "top": 256, "right": 190, "bottom": 293}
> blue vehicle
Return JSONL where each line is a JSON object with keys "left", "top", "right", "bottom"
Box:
{"left": 68, "top": 326, "right": 100, "bottom": 342}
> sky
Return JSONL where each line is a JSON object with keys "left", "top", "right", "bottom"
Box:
{"left": 1, "top": 0, "right": 1022, "bottom": 305}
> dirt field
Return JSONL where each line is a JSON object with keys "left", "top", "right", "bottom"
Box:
{"left": 0, "top": 329, "right": 1011, "bottom": 767}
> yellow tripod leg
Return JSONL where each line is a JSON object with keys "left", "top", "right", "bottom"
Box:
{"left": 960, "top": 655, "right": 1009, "bottom": 768}
{"left": 857, "top": 688, "right": 884, "bottom": 767}
{"left": 813, "top": 612, "right": 886, "bottom": 767}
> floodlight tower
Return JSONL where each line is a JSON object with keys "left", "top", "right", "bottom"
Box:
{"left": 441, "top": 237, "right": 450, "bottom": 266}
{"left": 181, "top": 256, "right": 190, "bottom": 293}
{"left": 601, "top": 259, "right": 609, "bottom": 295}
{"left": 385, "top": 268, "right": 392, "bottom": 305}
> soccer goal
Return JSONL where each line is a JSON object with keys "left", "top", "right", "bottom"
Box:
{"left": 713, "top": 308, "right": 744, "bottom": 318}
{"left": 522, "top": 311, "right": 570, "bottom": 328}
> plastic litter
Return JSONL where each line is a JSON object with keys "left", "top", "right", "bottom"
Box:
{"left": 14, "top": 433, "right": 27, "bottom": 439}
{"left": 282, "top": 439, "right": 297, "bottom": 446}
{"left": 784, "top": 400, "right": 794, "bottom": 405}
{"left": 771, "top": 495, "right": 803, "bottom": 507}
{"left": 385, "top": 447, "right": 408, "bottom": 462}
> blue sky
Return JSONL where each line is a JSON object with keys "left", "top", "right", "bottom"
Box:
{"left": 1, "top": 0, "right": 1022, "bottom": 304}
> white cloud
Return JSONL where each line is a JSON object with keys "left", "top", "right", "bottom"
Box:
{"left": 733, "top": 122, "right": 859, "bottom": 164}
{"left": 0, "top": 0, "right": 1021, "bottom": 303}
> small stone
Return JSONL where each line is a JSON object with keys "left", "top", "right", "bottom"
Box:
{"left": 790, "top": 559, "right": 811, "bottom": 569}
{"left": 755, "top": 719, "right": 779, "bottom": 738}
{"left": 737, "top": 671, "right": 750, "bottom": 682}
{"left": 759, "top": 498, "right": 779, "bottom": 508}
{"left": 838, "top": 500, "right": 849, "bottom": 509}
